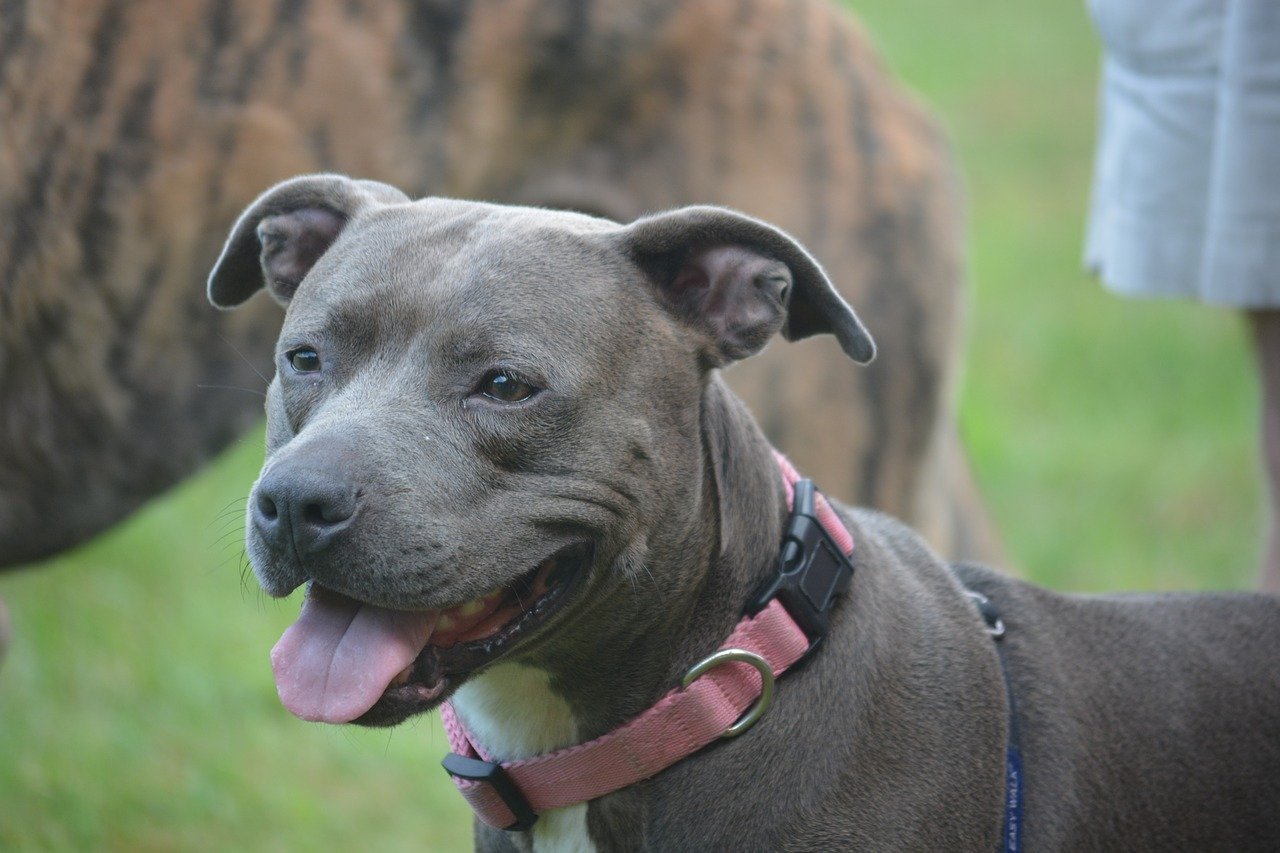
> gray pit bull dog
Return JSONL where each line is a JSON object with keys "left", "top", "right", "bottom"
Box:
{"left": 211, "top": 174, "right": 1280, "bottom": 850}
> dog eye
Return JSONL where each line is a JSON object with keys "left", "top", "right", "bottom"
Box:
{"left": 287, "top": 347, "right": 321, "bottom": 373}
{"left": 478, "top": 370, "right": 538, "bottom": 403}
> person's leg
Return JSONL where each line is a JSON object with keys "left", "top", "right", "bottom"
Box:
{"left": 1209, "top": 2, "right": 1280, "bottom": 590}
{"left": 1249, "top": 309, "right": 1280, "bottom": 592}
{"left": 0, "top": 596, "right": 8, "bottom": 668}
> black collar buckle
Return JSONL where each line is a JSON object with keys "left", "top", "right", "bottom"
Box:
{"left": 746, "top": 478, "right": 855, "bottom": 662}
{"left": 442, "top": 753, "right": 538, "bottom": 832}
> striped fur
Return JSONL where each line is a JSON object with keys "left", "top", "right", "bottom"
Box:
{"left": 0, "top": 0, "right": 996, "bottom": 567}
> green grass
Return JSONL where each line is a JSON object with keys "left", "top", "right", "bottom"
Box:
{"left": 0, "top": 1, "right": 1263, "bottom": 848}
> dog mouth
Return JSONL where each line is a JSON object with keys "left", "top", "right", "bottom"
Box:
{"left": 268, "top": 542, "right": 592, "bottom": 727}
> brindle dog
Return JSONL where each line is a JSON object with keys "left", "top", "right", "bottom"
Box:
{"left": 0, "top": 0, "right": 992, "bottom": 578}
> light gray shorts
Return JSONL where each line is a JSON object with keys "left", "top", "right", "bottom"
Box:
{"left": 1085, "top": 0, "right": 1280, "bottom": 308}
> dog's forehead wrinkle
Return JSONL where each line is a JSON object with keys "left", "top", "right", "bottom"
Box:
{"left": 366, "top": 197, "right": 616, "bottom": 268}
{"left": 419, "top": 269, "right": 645, "bottom": 393}
{"left": 459, "top": 216, "right": 632, "bottom": 291}
{"left": 280, "top": 243, "right": 405, "bottom": 338}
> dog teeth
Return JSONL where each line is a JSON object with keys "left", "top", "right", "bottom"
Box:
{"left": 437, "top": 588, "right": 505, "bottom": 631}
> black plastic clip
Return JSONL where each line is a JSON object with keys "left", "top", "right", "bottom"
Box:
{"left": 746, "top": 479, "right": 855, "bottom": 662}
{"left": 442, "top": 752, "right": 539, "bottom": 832}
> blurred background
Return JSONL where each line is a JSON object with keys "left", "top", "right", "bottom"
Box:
{"left": 0, "top": 0, "right": 1258, "bottom": 848}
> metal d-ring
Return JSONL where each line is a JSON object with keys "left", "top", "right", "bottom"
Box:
{"left": 680, "top": 648, "right": 775, "bottom": 738}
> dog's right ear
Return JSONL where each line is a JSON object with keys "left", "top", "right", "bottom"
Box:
{"left": 207, "top": 174, "right": 410, "bottom": 309}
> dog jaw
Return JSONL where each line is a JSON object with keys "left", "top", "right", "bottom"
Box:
{"left": 269, "top": 542, "right": 595, "bottom": 726}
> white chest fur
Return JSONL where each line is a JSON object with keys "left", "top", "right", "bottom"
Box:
{"left": 451, "top": 664, "right": 597, "bottom": 853}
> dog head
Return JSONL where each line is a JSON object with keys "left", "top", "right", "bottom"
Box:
{"left": 210, "top": 173, "right": 873, "bottom": 726}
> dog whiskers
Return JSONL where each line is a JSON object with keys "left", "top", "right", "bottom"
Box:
{"left": 212, "top": 527, "right": 247, "bottom": 547}
{"left": 217, "top": 331, "right": 271, "bottom": 386}
{"left": 208, "top": 496, "right": 249, "bottom": 528}
{"left": 196, "top": 384, "right": 267, "bottom": 398}
{"left": 640, "top": 563, "right": 658, "bottom": 589}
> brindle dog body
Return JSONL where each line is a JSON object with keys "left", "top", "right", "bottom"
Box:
{"left": 0, "top": 0, "right": 993, "bottom": 571}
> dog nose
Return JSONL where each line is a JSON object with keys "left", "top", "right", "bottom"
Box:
{"left": 252, "top": 464, "right": 359, "bottom": 556}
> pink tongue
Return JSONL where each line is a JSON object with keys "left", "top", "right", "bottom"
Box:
{"left": 271, "top": 586, "right": 439, "bottom": 724}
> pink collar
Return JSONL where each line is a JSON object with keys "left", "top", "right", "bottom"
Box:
{"left": 440, "top": 453, "right": 855, "bottom": 831}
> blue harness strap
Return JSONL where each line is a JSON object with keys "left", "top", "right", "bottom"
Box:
{"left": 966, "top": 589, "right": 1024, "bottom": 853}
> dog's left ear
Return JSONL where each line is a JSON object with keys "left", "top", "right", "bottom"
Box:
{"left": 616, "top": 206, "right": 875, "bottom": 365}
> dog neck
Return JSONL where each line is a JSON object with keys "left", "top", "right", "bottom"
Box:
{"left": 450, "top": 375, "right": 789, "bottom": 845}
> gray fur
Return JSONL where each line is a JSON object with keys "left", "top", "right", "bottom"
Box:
{"left": 214, "top": 175, "right": 1280, "bottom": 850}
